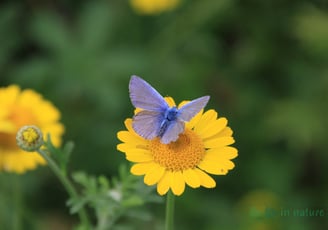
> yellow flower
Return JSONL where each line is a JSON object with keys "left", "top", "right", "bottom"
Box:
{"left": 130, "top": 0, "right": 180, "bottom": 15}
{"left": 117, "top": 97, "right": 238, "bottom": 196}
{"left": 0, "top": 85, "right": 64, "bottom": 174}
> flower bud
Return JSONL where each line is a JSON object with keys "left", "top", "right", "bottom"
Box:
{"left": 16, "top": 125, "right": 44, "bottom": 152}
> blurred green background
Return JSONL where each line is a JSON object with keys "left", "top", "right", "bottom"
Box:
{"left": 1, "top": 0, "right": 328, "bottom": 229}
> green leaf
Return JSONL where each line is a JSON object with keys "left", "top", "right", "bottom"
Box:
{"left": 122, "top": 195, "right": 144, "bottom": 207}
{"left": 67, "top": 197, "right": 87, "bottom": 215}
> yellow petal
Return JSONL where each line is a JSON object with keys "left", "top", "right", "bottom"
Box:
{"left": 194, "top": 110, "right": 218, "bottom": 133}
{"left": 117, "top": 143, "right": 148, "bottom": 153}
{"left": 204, "top": 136, "right": 235, "bottom": 148}
{"left": 195, "top": 168, "right": 216, "bottom": 188}
{"left": 157, "top": 171, "right": 170, "bottom": 195}
{"left": 125, "top": 149, "right": 153, "bottom": 162}
{"left": 164, "top": 97, "right": 176, "bottom": 107}
{"left": 198, "top": 160, "right": 225, "bottom": 175}
{"left": 130, "top": 162, "right": 155, "bottom": 175}
{"left": 124, "top": 119, "right": 133, "bottom": 131}
{"left": 182, "top": 169, "right": 200, "bottom": 188}
{"left": 198, "top": 159, "right": 234, "bottom": 175}
{"left": 117, "top": 143, "right": 132, "bottom": 152}
{"left": 0, "top": 107, "right": 10, "bottom": 119}
{"left": 216, "top": 127, "right": 233, "bottom": 138}
{"left": 177, "top": 100, "right": 188, "bottom": 107}
{"left": 170, "top": 171, "right": 185, "bottom": 196}
{"left": 197, "top": 118, "right": 228, "bottom": 139}
{"left": 124, "top": 118, "right": 142, "bottom": 135}
{"left": 1, "top": 150, "right": 46, "bottom": 174}
{"left": 117, "top": 131, "right": 145, "bottom": 145}
{"left": 43, "top": 123, "right": 65, "bottom": 136}
{"left": 35, "top": 101, "right": 61, "bottom": 123}
{"left": 0, "top": 85, "right": 20, "bottom": 105}
{"left": 205, "top": 146, "right": 238, "bottom": 160}
{"left": 144, "top": 164, "right": 165, "bottom": 185}
{"left": 42, "top": 123, "right": 65, "bottom": 146}
{"left": 17, "top": 89, "right": 43, "bottom": 108}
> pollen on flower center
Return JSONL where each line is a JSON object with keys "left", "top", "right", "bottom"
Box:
{"left": 22, "top": 127, "right": 39, "bottom": 144}
{"left": 149, "top": 129, "right": 205, "bottom": 171}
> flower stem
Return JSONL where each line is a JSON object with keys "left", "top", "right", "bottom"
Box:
{"left": 37, "top": 149, "right": 91, "bottom": 228}
{"left": 12, "top": 175, "right": 22, "bottom": 230}
{"left": 165, "top": 190, "right": 175, "bottom": 230}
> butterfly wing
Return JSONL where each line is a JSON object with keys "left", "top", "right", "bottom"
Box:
{"left": 129, "top": 75, "right": 169, "bottom": 112}
{"left": 160, "top": 120, "right": 185, "bottom": 144}
{"left": 133, "top": 110, "right": 165, "bottom": 140}
{"left": 178, "top": 96, "right": 210, "bottom": 121}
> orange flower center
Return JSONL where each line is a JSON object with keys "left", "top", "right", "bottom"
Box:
{"left": 0, "top": 132, "right": 17, "bottom": 150}
{"left": 0, "top": 106, "right": 37, "bottom": 150}
{"left": 149, "top": 129, "right": 205, "bottom": 171}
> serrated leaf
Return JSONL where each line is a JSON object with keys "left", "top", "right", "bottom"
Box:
{"left": 122, "top": 196, "right": 144, "bottom": 207}
{"left": 72, "top": 172, "right": 89, "bottom": 185}
{"left": 98, "top": 175, "right": 110, "bottom": 190}
{"left": 67, "top": 198, "right": 87, "bottom": 215}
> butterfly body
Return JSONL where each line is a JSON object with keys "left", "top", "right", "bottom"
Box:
{"left": 158, "top": 107, "right": 179, "bottom": 137}
{"left": 129, "top": 75, "right": 210, "bottom": 144}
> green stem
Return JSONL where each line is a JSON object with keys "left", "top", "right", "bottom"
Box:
{"left": 165, "top": 191, "right": 175, "bottom": 230}
{"left": 12, "top": 175, "right": 22, "bottom": 230}
{"left": 37, "top": 149, "right": 91, "bottom": 228}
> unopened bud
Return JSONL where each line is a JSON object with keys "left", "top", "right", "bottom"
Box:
{"left": 16, "top": 125, "right": 44, "bottom": 152}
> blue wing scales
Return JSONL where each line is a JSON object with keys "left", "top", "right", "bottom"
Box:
{"left": 129, "top": 75, "right": 168, "bottom": 112}
{"left": 178, "top": 96, "right": 210, "bottom": 121}
{"left": 160, "top": 120, "right": 185, "bottom": 144}
{"left": 132, "top": 110, "right": 164, "bottom": 140}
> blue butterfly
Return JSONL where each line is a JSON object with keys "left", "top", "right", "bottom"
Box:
{"left": 129, "top": 75, "right": 210, "bottom": 144}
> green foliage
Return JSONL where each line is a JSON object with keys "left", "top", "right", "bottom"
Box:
{"left": 294, "top": 6, "right": 328, "bottom": 58}
{"left": 43, "top": 134, "right": 74, "bottom": 175}
{"left": 39, "top": 136, "right": 161, "bottom": 230}
{"left": 0, "top": 4, "right": 21, "bottom": 78}
{"left": 68, "top": 165, "right": 161, "bottom": 230}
